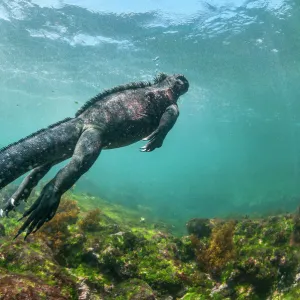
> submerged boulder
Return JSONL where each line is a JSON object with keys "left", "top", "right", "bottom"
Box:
{"left": 110, "top": 279, "right": 156, "bottom": 300}
{"left": 0, "top": 223, "right": 5, "bottom": 237}
{"left": 0, "top": 273, "right": 70, "bottom": 299}
{"left": 3, "top": 189, "right": 300, "bottom": 299}
{"left": 0, "top": 238, "right": 76, "bottom": 298}
{"left": 186, "top": 218, "right": 212, "bottom": 238}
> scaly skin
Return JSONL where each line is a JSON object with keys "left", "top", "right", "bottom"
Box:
{"left": 0, "top": 73, "right": 189, "bottom": 239}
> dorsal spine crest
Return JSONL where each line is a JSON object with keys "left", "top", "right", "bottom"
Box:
{"left": 0, "top": 117, "right": 73, "bottom": 154}
{"left": 75, "top": 73, "right": 168, "bottom": 117}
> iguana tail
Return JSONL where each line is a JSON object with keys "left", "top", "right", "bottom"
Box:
{"left": 0, "top": 117, "right": 83, "bottom": 190}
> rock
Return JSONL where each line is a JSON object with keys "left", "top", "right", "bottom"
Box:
{"left": 0, "top": 274, "right": 69, "bottom": 299}
{"left": 77, "top": 280, "right": 91, "bottom": 300}
{"left": 110, "top": 279, "right": 156, "bottom": 300}
{"left": 0, "top": 239, "right": 76, "bottom": 297}
{"left": 186, "top": 218, "right": 212, "bottom": 238}
{"left": 179, "top": 292, "right": 204, "bottom": 299}
{"left": 210, "top": 283, "right": 230, "bottom": 297}
{"left": 0, "top": 223, "right": 5, "bottom": 237}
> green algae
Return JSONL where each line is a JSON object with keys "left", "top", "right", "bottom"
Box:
{"left": 109, "top": 278, "right": 156, "bottom": 300}
{"left": 0, "top": 273, "right": 73, "bottom": 299}
{"left": 282, "top": 283, "right": 300, "bottom": 299}
{"left": 2, "top": 188, "right": 300, "bottom": 299}
{"left": 180, "top": 292, "right": 207, "bottom": 300}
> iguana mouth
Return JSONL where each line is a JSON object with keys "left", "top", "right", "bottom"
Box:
{"left": 171, "top": 84, "right": 187, "bottom": 98}
{"left": 173, "top": 75, "right": 189, "bottom": 97}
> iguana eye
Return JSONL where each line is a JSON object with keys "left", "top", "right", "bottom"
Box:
{"left": 174, "top": 75, "right": 189, "bottom": 94}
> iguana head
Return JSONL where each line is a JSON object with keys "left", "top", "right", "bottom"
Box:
{"left": 171, "top": 74, "right": 189, "bottom": 97}
{"left": 155, "top": 73, "right": 189, "bottom": 100}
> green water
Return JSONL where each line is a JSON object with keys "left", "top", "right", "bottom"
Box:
{"left": 1, "top": 0, "right": 300, "bottom": 225}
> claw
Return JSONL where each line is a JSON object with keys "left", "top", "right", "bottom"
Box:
{"left": 15, "top": 209, "right": 38, "bottom": 239}
{"left": 10, "top": 198, "right": 15, "bottom": 206}
{"left": 32, "top": 220, "right": 45, "bottom": 233}
{"left": 24, "top": 219, "right": 39, "bottom": 240}
{"left": 18, "top": 215, "right": 24, "bottom": 222}
{"left": 0, "top": 209, "right": 3, "bottom": 217}
{"left": 13, "top": 229, "right": 22, "bottom": 240}
{"left": 24, "top": 231, "right": 30, "bottom": 241}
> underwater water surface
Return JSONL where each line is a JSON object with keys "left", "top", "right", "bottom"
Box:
{"left": 1, "top": 0, "right": 300, "bottom": 226}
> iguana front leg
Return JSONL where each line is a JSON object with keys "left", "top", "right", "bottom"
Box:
{"left": 14, "top": 127, "right": 102, "bottom": 239}
{"left": 0, "top": 161, "right": 59, "bottom": 217}
{"left": 140, "top": 104, "right": 179, "bottom": 152}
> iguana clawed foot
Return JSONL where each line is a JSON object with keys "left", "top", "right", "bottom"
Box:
{"left": 1, "top": 198, "right": 17, "bottom": 217}
{"left": 140, "top": 130, "right": 164, "bottom": 152}
{"left": 1, "top": 187, "right": 33, "bottom": 217}
{"left": 14, "top": 181, "right": 61, "bottom": 240}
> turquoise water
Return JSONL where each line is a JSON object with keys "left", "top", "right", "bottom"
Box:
{"left": 1, "top": 0, "right": 300, "bottom": 225}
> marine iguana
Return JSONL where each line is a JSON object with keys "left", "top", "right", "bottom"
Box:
{"left": 0, "top": 73, "right": 189, "bottom": 239}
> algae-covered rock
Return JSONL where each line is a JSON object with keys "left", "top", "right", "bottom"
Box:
{"left": 291, "top": 208, "right": 300, "bottom": 245}
{"left": 78, "top": 208, "right": 101, "bottom": 232}
{"left": 0, "top": 223, "right": 5, "bottom": 237}
{"left": 3, "top": 188, "right": 300, "bottom": 299}
{"left": 190, "top": 220, "right": 236, "bottom": 278}
{"left": 0, "top": 238, "right": 76, "bottom": 298}
{"left": 179, "top": 292, "right": 206, "bottom": 300}
{"left": 110, "top": 279, "right": 156, "bottom": 300}
{"left": 0, "top": 274, "right": 70, "bottom": 299}
{"left": 230, "top": 217, "right": 297, "bottom": 298}
{"left": 282, "top": 282, "right": 300, "bottom": 299}
{"left": 186, "top": 218, "right": 212, "bottom": 238}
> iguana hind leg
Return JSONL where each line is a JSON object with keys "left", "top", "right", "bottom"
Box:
{"left": 0, "top": 159, "right": 63, "bottom": 217}
{"left": 14, "top": 127, "right": 103, "bottom": 239}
